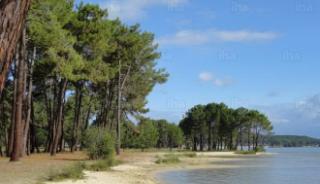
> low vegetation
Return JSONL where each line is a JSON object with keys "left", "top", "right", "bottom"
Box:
{"left": 235, "top": 150, "right": 257, "bottom": 155}
{"left": 45, "top": 162, "right": 86, "bottom": 182}
{"left": 83, "top": 128, "right": 115, "bottom": 160}
{"left": 182, "top": 152, "right": 197, "bottom": 158}
{"left": 155, "top": 154, "right": 181, "bottom": 164}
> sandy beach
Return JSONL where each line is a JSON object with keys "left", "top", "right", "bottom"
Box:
{"left": 45, "top": 151, "right": 250, "bottom": 184}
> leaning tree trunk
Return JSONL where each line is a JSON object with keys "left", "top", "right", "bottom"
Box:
{"left": 0, "top": 0, "right": 32, "bottom": 96}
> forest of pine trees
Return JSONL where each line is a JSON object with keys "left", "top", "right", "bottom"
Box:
{"left": 0, "top": 0, "right": 273, "bottom": 162}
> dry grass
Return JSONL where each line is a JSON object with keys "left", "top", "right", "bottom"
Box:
{"left": 0, "top": 152, "right": 87, "bottom": 184}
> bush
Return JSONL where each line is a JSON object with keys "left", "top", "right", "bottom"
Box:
{"left": 235, "top": 150, "right": 257, "bottom": 155}
{"left": 83, "top": 128, "right": 115, "bottom": 160}
{"left": 86, "top": 157, "right": 119, "bottom": 171}
{"left": 255, "top": 146, "right": 266, "bottom": 152}
{"left": 183, "top": 152, "right": 197, "bottom": 158}
{"left": 155, "top": 154, "right": 181, "bottom": 164}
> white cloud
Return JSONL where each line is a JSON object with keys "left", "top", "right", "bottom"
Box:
{"left": 101, "top": 0, "right": 188, "bottom": 21}
{"left": 157, "top": 29, "right": 279, "bottom": 45}
{"left": 199, "top": 72, "right": 234, "bottom": 87}
{"left": 212, "top": 78, "right": 234, "bottom": 87}
{"left": 199, "top": 72, "right": 213, "bottom": 81}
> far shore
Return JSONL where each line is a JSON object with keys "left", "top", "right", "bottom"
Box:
{"left": 45, "top": 151, "right": 270, "bottom": 184}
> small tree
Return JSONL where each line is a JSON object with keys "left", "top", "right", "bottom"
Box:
{"left": 83, "top": 128, "right": 115, "bottom": 160}
{"left": 136, "top": 119, "right": 158, "bottom": 151}
{"left": 167, "top": 124, "right": 184, "bottom": 149}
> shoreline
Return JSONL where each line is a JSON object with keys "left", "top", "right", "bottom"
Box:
{"left": 45, "top": 151, "right": 267, "bottom": 184}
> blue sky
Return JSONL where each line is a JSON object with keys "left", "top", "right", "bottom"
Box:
{"left": 77, "top": 0, "right": 320, "bottom": 137}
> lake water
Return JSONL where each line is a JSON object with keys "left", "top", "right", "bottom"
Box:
{"left": 158, "top": 148, "right": 320, "bottom": 184}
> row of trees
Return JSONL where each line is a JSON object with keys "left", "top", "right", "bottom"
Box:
{"left": 179, "top": 103, "right": 273, "bottom": 151}
{"left": 0, "top": 0, "right": 168, "bottom": 161}
{"left": 121, "top": 118, "right": 184, "bottom": 150}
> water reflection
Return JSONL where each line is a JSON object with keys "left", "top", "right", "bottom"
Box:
{"left": 158, "top": 148, "right": 320, "bottom": 184}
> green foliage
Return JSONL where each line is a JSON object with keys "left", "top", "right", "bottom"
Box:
{"left": 45, "top": 162, "right": 86, "bottom": 182}
{"left": 29, "top": 0, "right": 85, "bottom": 81}
{"left": 182, "top": 152, "right": 197, "bottom": 158}
{"left": 180, "top": 102, "right": 273, "bottom": 151}
{"left": 154, "top": 119, "right": 184, "bottom": 149}
{"left": 266, "top": 135, "right": 320, "bottom": 147}
{"left": 85, "top": 158, "right": 118, "bottom": 171}
{"left": 155, "top": 154, "right": 181, "bottom": 164}
{"left": 255, "top": 146, "right": 266, "bottom": 152}
{"left": 135, "top": 118, "right": 159, "bottom": 150}
{"left": 167, "top": 123, "right": 184, "bottom": 148}
{"left": 83, "top": 128, "right": 115, "bottom": 160}
{"left": 121, "top": 121, "right": 139, "bottom": 148}
{"left": 235, "top": 150, "right": 257, "bottom": 155}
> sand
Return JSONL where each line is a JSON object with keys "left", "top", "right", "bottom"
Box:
{"left": 45, "top": 151, "right": 247, "bottom": 184}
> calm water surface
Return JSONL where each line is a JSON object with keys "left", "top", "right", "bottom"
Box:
{"left": 158, "top": 148, "right": 320, "bottom": 184}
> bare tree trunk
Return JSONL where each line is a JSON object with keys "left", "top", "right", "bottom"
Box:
{"left": 71, "top": 83, "right": 83, "bottom": 152}
{"left": 0, "top": 0, "right": 32, "bottom": 95}
{"left": 247, "top": 128, "right": 251, "bottom": 151}
{"left": 6, "top": 52, "right": 18, "bottom": 157}
{"left": 208, "top": 123, "right": 212, "bottom": 151}
{"left": 19, "top": 29, "right": 28, "bottom": 157}
{"left": 116, "top": 60, "right": 121, "bottom": 155}
{"left": 84, "top": 94, "right": 92, "bottom": 130}
{"left": 50, "top": 79, "right": 67, "bottom": 156}
{"left": 10, "top": 35, "right": 26, "bottom": 161}
{"left": 240, "top": 127, "right": 243, "bottom": 151}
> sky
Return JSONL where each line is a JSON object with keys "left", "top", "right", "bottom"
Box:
{"left": 77, "top": 0, "right": 320, "bottom": 137}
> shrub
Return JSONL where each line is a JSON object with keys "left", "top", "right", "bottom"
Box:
{"left": 86, "top": 157, "right": 119, "bottom": 171}
{"left": 83, "top": 128, "right": 115, "bottom": 160}
{"left": 46, "top": 162, "right": 86, "bottom": 181}
{"left": 255, "top": 146, "right": 266, "bottom": 152}
{"left": 235, "top": 150, "right": 257, "bottom": 155}
{"left": 155, "top": 154, "right": 180, "bottom": 164}
{"left": 183, "top": 152, "right": 197, "bottom": 158}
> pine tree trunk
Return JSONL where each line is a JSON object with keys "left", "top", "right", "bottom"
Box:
{"left": 10, "top": 36, "right": 26, "bottom": 161}
{"left": 19, "top": 29, "right": 28, "bottom": 157}
{"left": 6, "top": 52, "right": 18, "bottom": 157}
{"left": 116, "top": 60, "right": 121, "bottom": 155}
{"left": 208, "top": 124, "right": 212, "bottom": 151}
{"left": 71, "top": 83, "right": 83, "bottom": 152}
{"left": 50, "top": 79, "right": 67, "bottom": 156}
{"left": 0, "top": 0, "right": 32, "bottom": 95}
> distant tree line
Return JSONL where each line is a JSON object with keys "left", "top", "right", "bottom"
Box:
{"left": 179, "top": 103, "right": 273, "bottom": 151}
{"left": 265, "top": 135, "right": 320, "bottom": 147}
{"left": 121, "top": 118, "right": 184, "bottom": 151}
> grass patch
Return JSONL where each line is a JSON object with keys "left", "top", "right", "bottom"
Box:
{"left": 86, "top": 158, "right": 121, "bottom": 171}
{"left": 182, "top": 152, "right": 197, "bottom": 158}
{"left": 41, "top": 157, "right": 119, "bottom": 183}
{"left": 235, "top": 150, "right": 257, "bottom": 155}
{"left": 45, "top": 162, "right": 86, "bottom": 182}
{"left": 155, "top": 154, "right": 181, "bottom": 164}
